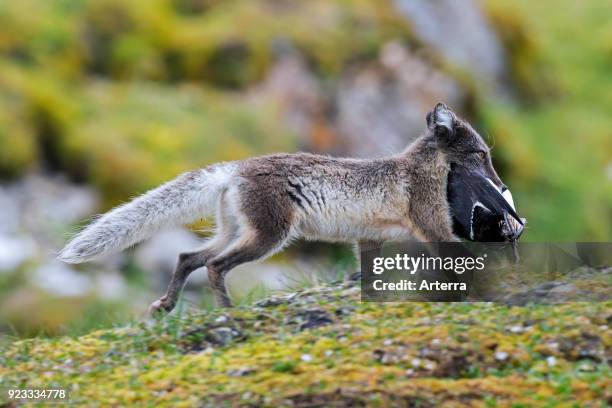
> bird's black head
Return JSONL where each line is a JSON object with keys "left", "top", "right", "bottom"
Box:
{"left": 426, "top": 103, "right": 526, "bottom": 242}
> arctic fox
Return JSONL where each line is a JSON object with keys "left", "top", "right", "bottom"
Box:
{"left": 59, "top": 103, "right": 517, "bottom": 313}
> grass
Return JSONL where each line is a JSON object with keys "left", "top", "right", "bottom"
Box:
{"left": 0, "top": 278, "right": 609, "bottom": 406}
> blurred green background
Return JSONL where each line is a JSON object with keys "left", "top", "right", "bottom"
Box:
{"left": 0, "top": 0, "right": 610, "bottom": 337}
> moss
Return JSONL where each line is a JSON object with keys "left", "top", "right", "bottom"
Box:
{"left": 482, "top": 1, "right": 557, "bottom": 102}
{"left": 478, "top": 0, "right": 612, "bottom": 241}
{"left": 0, "top": 113, "right": 37, "bottom": 178}
{"left": 2, "top": 0, "right": 414, "bottom": 199}
{"left": 60, "top": 82, "right": 296, "bottom": 206}
{"left": 0, "top": 66, "right": 37, "bottom": 177}
{"left": 0, "top": 59, "right": 297, "bottom": 204}
{"left": 1, "top": 279, "right": 609, "bottom": 406}
{"left": 0, "top": 0, "right": 414, "bottom": 86}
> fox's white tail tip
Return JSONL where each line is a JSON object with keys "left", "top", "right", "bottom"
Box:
{"left": 57, "top": 164, "right": 236, "bottom": 264}
{"left": 57, "top": 239, "right": 103, "bottom": 264}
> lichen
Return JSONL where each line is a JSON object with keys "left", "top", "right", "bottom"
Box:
{"left": 1, "top": 280, "right": 609, "bottom": 406}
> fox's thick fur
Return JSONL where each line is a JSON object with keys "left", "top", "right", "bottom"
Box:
{"left": 59, "top": 103, "right": 504, "bottom": 313}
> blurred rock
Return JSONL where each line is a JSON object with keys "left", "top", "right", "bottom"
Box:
{"left": 0, "top": 173, "right": 103, "bottom": 279}
{"left": 0, "top": 173, "right": 99, "bottom": 244}
{"left": 0, "top": 186, "right": 21, "bottom": 234}
{"left": 0, "top": 173, "right": 135, "bottom": 321}
{"left": 394, "top": 0, "right": 509, "bottom": 94}
{"left": 19, "top": 174, "right": 99, "bottom": 225}
{"left": 251, "top": 49, "right": 333, "bottom": 153}
{"left": 255, "top": 41, "right": 465, "bottom": 159}
{"left": 31, "top": 261, "right": 93, "bottom": 297}
{"left": 134, "top": 228, "right": 208, "bottom": 286}
{"left": 95, "top": 272, "right": 127, "bottom": 300}
{"left": 0, "top": 235, "right": 36, "bottom": 272}
{"left": 335, "top": 41, "right": 465, "bottom": 157}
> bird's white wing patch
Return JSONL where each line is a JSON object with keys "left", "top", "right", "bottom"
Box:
{"left": 502, "top": 189, "right": 516, "bottom": 211}
{"left": 485, "top": 177, "right": 517, "bottom": 211}
{"left": 470, "top": 201, "right": 489, "bottom": 240}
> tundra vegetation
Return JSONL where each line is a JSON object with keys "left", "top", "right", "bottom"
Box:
{"left": 1, "top": 278, "right": 610, "bottom": 406}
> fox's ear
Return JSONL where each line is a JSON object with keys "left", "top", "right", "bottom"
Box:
{"left": 427, "top": 102, "right": 455, "bottom": 130}
{"left": 426, "top": 103, "right": 456, "bottom": 142}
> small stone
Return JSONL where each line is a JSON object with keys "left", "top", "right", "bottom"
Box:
{"left": 295, "top": 309, "right": 334, "bottom": 331}
{"left": 228, "top": 366, "right": 254, "bottom": 377}
{"left": 411, "top": 358, "right": 421, "bottom": 367}
{"left": 495, "top": 351, "right": 509, "bottom": 361}
{"left": 207, "top": 327, "right": 235, "bottom": 346}
{"left": 324, "top": 350, "right": 333, "bottom": 357}
{"left": 509, "top": 325, "right": 524, "bottom": 333}
{"left": 383, "top": 339, "right": 393, "bottom": 346}
{"left": 546, "top": 356, "right": 556, "bottom": 367}
{"left": 284, "top": 292, "right": 298, "bottom": 301}
{"left": 215, "top": 315, "right": 228, "bottom": 324}
{"left": 431, "top": 338, "right": 441, "bottom": 346}
{"left": 300, "top": 354, "right": 313, "bottom": 362}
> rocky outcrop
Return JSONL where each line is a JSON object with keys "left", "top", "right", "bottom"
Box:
{"left": 254, "top": 41, "right": 466, "bottom": 158}
{"left": 394, "top": 0, "right": 510, "bottom": 94}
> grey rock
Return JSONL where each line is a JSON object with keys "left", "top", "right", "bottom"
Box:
{"left": 206, "top": 327, "right": 241, "bottom": 347}
{"left": 251, "top": 50, "right": 323, "bottom": 148}
{"left": 253, "top": 42, "right": 465, "bottom": 159}
{"left": 0, "top": 187, "right": 21, "bottom": 234}
{"left": 0, "top": 234, "right": 36, "bottom": 272}
{"left": 31, "top": 260, "right": 93, "bottom": 297}
{"left": 134, "top": 228, "right": 207, "bottom": 286}
{"left": 335, "top": 41, "right": 464, "bottom": 158}
{"left": 394, "top": 0, "right": 509, "bottom": 94}
{"left": 94, "top": 272, "right": 127, "bottom": 300}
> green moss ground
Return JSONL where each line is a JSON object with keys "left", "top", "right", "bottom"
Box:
{"left": 1, "top": 279, "right": 609, "bottom": 407}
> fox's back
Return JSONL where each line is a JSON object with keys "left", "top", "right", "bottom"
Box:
{"left": 236, "top": 153, "right": 411, "bottom": 241}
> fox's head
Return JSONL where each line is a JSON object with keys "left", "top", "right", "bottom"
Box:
{"left": 426, "top": 103, "right": 526, "bottom": 242}
{"left": 427, "top": 103, "right": 502, "bottom": 187}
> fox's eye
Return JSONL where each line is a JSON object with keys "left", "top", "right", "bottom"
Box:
{"left": 476, "top": 151, "right": 487, "bottom": 160}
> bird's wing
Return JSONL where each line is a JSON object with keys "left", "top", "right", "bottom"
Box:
{"left": 448, "top": 165, "right": 524, "bottom": 241}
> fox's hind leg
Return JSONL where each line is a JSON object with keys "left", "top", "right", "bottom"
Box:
{"left": 207, "top": 225, "right": 290, "bottom": 307}
{"left": 206, "top": 183, "right": 295, "bottom": 307}
{"left": 148, "top": 192, "right": 239, "bottom": 315}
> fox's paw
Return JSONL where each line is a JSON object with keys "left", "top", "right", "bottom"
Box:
{"left": 147, "top": 295, "right": 175, "bottom": 316}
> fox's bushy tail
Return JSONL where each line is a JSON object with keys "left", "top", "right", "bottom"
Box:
{"left": 58, "top": 163, "right": 235, "bottom": 263}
